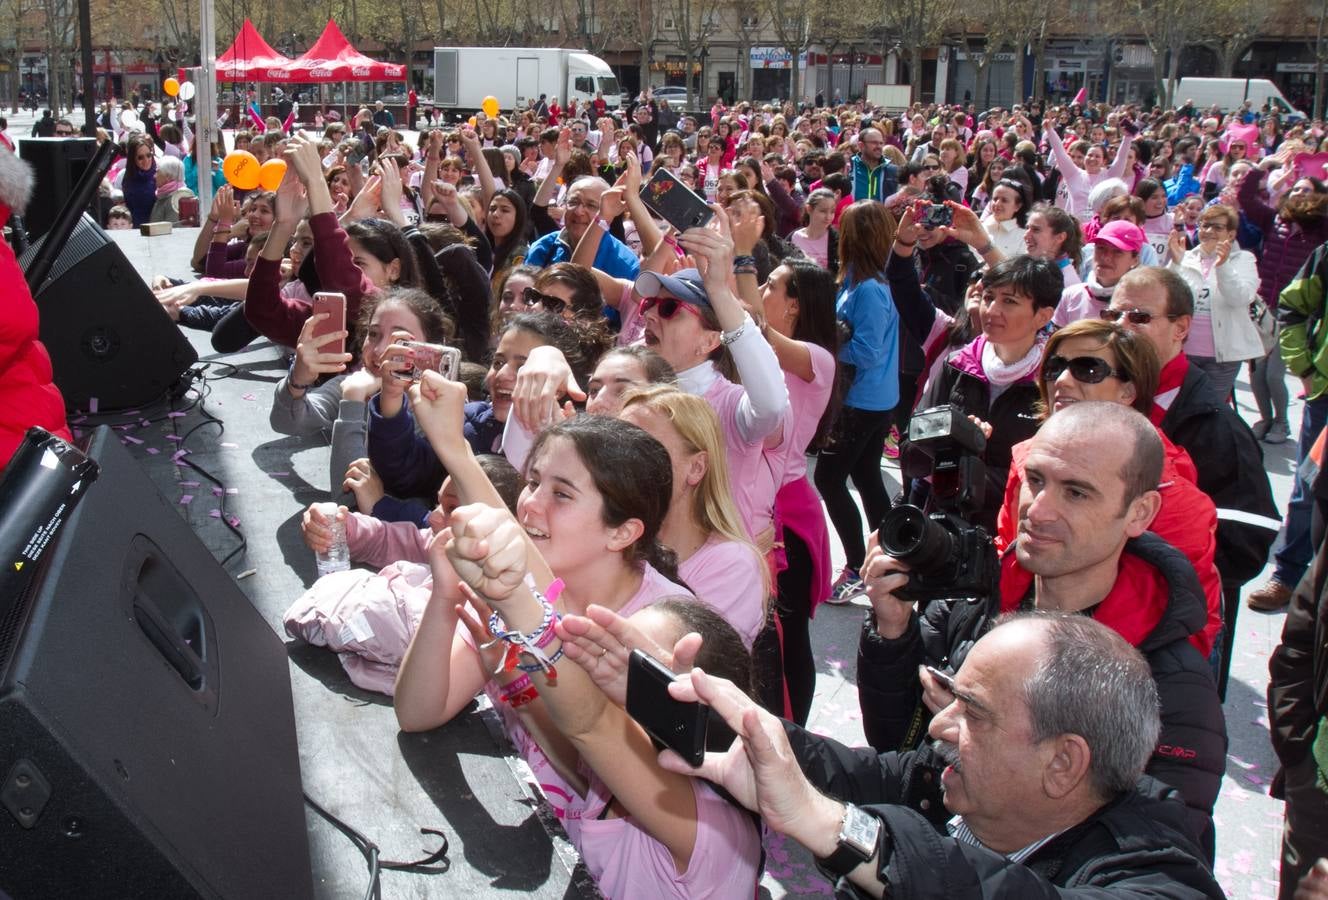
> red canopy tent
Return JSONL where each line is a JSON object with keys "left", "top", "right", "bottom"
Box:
{"left": 215, "top": 19, "right": 297, "bottom": 83}
{"left": 285, "top": 21, "right": 406, "bottom": 83}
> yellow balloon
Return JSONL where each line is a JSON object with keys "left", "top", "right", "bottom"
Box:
{"left": 163, "top": 77, "right": 180, "bottom": 97}
{"left": 222, "top": 150, "right": 260, "bottom": 190}
{"left": 258, "top": 158, "right": 287, "bottom": 191}
{"left": 467, "top": 116, "right": 476, "bottom": 127}
{"left": 481, "top": 95, "right": 500, "bottom": 118}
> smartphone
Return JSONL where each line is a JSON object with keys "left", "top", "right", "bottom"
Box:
{"left": 311, "top": 292, "right": 347, "bottom": 356}
{"left": 640, "top": 166, "right": 715, "bottom": 233}
{"left": 924, "top": 665, "right": 956, "bottom": 694}
{"left": 921, "top": 203, "right": 953, "bottom": 229}
{"left": 396, "top": 341, "right": 461, "bottom": 382}
{"left": 626, "top": 649, "right": 707, "bottom": 767}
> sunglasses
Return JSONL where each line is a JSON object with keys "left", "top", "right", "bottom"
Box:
{"left": 523, "top": 286, "right": 567, "bottom": 315}
{"left": 639, "top": 295, "right": 704, "bottom": 321}
{"left": 1042, "top": 355, "right": 1126, "bottom": 385}
{"left": 1099, "top": 308, "right": 1179, "bottom": 326}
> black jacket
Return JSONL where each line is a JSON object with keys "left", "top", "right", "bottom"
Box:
{"left": 1160, "top": 362, "right": 1278, "bottom": 587}
{"left": 857, "top": 534, "right": 1227, "bottom": 860}
{"left": 783, "top": 731, "right": 1226, "bottom": 899}
{"left": 1268, "top": 521, "right": 1328, "bottom": 795}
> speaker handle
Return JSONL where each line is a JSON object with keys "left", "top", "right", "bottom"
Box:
{"left": 133, "top": 595, "right": 205, "bottom": 691}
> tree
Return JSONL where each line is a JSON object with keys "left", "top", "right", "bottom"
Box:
{"left": 662, "top": 0, "right": 721, "bottom": 108}
{"left": 880, "top": 0, "right": 960, "bottom": 102}
{"left": 1130, "top": 0, "right": 1213, "bottom": 107}
{"left": 763, "top": 0, "right": 810, "bottom": 103}
{"left": 1204, "top": 0, "right": 1271, "bottom": 76}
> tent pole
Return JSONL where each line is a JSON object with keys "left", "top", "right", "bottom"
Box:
{"left": 196, "top": 0, "right": 217, "bottom": 217}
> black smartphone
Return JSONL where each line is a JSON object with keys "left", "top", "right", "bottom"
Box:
{"left": 921, "top": 203, "right": 953, "bottom": 229}
{"left": 640, "top": 166, "right": 715, "bottom": 233}
{"left": 626, "top": 649, "right": 707, "bottom": 767}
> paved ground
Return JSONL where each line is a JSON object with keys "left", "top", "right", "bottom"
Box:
{"left": 11, "top": 109, "right": 1300, "bottom": 898}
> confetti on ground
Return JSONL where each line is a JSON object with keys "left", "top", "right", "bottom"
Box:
{"left": 209, "top": 509, "right": 222, "bottom": 518}
{"left": 145, "top": 447, "right": 160, "bottom": 455}
{"left": 171, "top": 450, "right": 189, "bottom": 463}
{"left": 179, "top": 481, "right": 200, "bottom": 487}
{"left": 241, "top": 393, "right": 256, "bottom": 401}
{"left": 212, "top": 487, "right": 224, "bottom": 496}
{"left": 179, "top": 495, "right": 193, "bottom": 505}
{"left": 121, "top": 435, "right": 143, "bottom": 445}
{"left": 165, "top": 434, "right": 183, "bottom": 442}
{"left": 225, "top": 487, "right": 238, "bottom": 495}
{"left": 167, "top": 411, "right": 187, "bottom": 418}
{"left": 226, "top": 515, "right": 240, "bottom": 527}
{"left": 88, "top": 398, "right": 99, "bottom": 413}
{"left": 220, "top": 442, "right": 238, "bottom": 449}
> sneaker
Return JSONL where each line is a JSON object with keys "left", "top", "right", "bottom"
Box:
{"left": 826, "top": 567, "right": 866, "bottom": 605}
{"left": 1246, "top": 579, "right": 1293, "bottom": 612}
{"left": 1250, "top": 419, "right": 1272, "bottom": 441}
{"left": 882, "top": 426, "right": 901, "bottom": 462}
{"left": 1263, "top": 421, "right": 1291, "bottom": 445}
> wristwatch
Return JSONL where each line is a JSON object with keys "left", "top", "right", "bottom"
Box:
{"left": 815, "top": 803, "right": 884, "bottom": 880}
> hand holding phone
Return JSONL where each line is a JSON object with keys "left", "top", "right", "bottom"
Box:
{"left": 640, "top": 167, "right": 715, "bottom": 233}
{"left": 626, "top": 649, "right": 708, "bottom": 767}
{"left": 394, "top": 341, "right": 461, "bottom": 382}
{"left": 311, "top": 292, "right": 348, "bottom": 356}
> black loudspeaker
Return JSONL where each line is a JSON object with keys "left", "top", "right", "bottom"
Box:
{"left": 0, "top": 427, "right": 314, "bottom": 899}
{"left": 18, "top": 213, "right": 197, "bottom": 413}
{"left": 17, "top": 137, "right": 99, "bottom": 239}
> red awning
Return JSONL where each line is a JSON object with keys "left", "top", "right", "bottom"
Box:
{"left": 284, "top": 21, "right": 406, "bottom": 83}
{"left": 216, "top": 19, "right": 297, "bottom": 82}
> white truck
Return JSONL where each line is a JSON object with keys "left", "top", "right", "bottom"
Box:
{"left": 432, "top": 47, "right": 623, "bottom": 114}
{"left": 1176, "top": 78, "right": 1307, "bottom": 122}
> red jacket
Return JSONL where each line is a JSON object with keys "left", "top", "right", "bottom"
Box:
{"left": 996, "top": 429, "right": 1221, "bottom": 658}
{"left": 0, "top": 234, "right": 71, "bottom": 469}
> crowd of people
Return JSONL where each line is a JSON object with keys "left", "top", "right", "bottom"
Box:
{"left": 12, "top": 87, "right": 1328, "bottom": 899}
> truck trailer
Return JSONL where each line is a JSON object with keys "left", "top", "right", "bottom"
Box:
{"left": 432, "top": 47, "right": 623, "bottom": 114}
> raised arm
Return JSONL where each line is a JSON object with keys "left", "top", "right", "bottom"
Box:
{"left": 459, "top": 126, "right": 497, "bottom": 210}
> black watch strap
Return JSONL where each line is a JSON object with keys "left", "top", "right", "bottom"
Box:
{"left": 814, "top": 803, "right": 886, "bottom": 880}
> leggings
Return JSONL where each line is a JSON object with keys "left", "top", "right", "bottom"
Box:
{"left": 1251, "top": 332, "right": 1289, "bottom": 426}
{"left": 814, "top": 405, "right": 893, "bottom": 571}
{"left": 752, "top": 530, "right": 817, "bottom": 725}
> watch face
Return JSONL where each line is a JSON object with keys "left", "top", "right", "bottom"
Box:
{"left": 842, "top": 804, "right": 882, "bottom": 857}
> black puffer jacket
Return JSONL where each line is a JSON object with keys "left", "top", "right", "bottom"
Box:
{"left": 782, "top": 731, "right": 1226, "bottom": 900}
{"left": 1160, "top": 362, "right": 1278, "bottom": 587}
{"left": 858, "top": 534, "right": 1227, "bottom": 860}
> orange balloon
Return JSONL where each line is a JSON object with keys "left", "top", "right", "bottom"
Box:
{"left": 481, "top": 95, "right": 500, "bottom": 118}
{"left": 163, "top": 77, "right": 180, "bottom": 97}
{"left": 467, "top": 116, "right": 476, "bottom": 127}
{"left": 258, "top": 158, "right": 287, "bottom": 191}
{"left": 222, "top": 150, "right": 260, "bottom": 190}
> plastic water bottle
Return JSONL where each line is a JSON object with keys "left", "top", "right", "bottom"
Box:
{"left": 315, "top": 502, "right": 350, "bottom": 576}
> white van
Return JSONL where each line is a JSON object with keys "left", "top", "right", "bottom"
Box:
{"left": 1176, "top": 78, "right": 1307, "bottom": 122}
{"left": 432, "top": 47, "right": 623, "bottom": 114}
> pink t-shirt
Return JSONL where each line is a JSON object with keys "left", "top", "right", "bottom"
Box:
{"left": 789, "top": 228, "right": 830, "bottom": 268}
{"left": 477, "top": 563, "right": 692, "bottom": 846}
{"left": 1185, "top": 269, "right": 1217, "bottom": 358}
{"left": 762, "top": 343, "right": 835, "bottom": 488}
{"left": 678, "top": 536, "right": 766, "bottom": 646}
{"left": 578, "top": 776, "right": 761, "bottom": 899}
{"left": 1143, "top": 212, "right": 1174, "bottom": 262}
{"left": 706, "top": 377, "right": 775, "bottom": 539}
{"left": 614, "top": 280, "right": 645, "bottom": 347}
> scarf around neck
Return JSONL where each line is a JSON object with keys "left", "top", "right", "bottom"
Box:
{"left": 981, "top": 334, "right": 1045, "bottom": 386}
{"left": 155, "top": 179, "right": 184, "bottom": 198}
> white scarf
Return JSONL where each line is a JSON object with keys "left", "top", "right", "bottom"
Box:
{"left": 1084, "top": 270, "right": 1117, "bottom": 302}
{"left": 982, "top": 336, "right": 1045, "bottom": 386}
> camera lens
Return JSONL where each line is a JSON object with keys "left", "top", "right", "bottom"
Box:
{"left": 877, "top": 505, "right": 954, "bottom": 576}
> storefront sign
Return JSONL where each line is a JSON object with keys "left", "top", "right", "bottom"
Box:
{"left": 749, "top": 47, "right": 808, "bottom": 69}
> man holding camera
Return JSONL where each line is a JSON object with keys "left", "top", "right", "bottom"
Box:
{"left": 857, "top": 402, "right": 1226, "bottom": 860}
{"left": 662, "top": 612, "right": 1225, "bottom": 899}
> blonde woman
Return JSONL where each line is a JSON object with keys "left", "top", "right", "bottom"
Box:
{"left": 938, "top": 138, "right": 968, "bottom": 196}
{"left": 620, "top": 385, "right": 767, "bottom": 646}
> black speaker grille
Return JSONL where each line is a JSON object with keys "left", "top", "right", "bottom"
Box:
{"left": 17, "top": 213, "right": 109, "bottom": 292}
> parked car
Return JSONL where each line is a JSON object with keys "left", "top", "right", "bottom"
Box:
{"left": 651, "top": 85, "right": 690, "bottom": 111}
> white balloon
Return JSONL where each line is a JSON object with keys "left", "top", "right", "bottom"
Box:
{"left": 119, "top": 108, "right": 140, "bottom": 130}
{"left": 178, "top": 81, "right": 196, "bottom": 101}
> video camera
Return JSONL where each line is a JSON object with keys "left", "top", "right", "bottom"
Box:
{"left": 876, "top": 405, "right": 998, "bottom": 602}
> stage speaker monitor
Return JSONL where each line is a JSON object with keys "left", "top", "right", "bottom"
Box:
{"left": 0, "top": 426, "right": 314, "bottom": 899}
{"left": 17, "top": 137, "right": 99, "bottom": 240}
{"left": 18, "top": 212, "right": 198, "bottom": 413}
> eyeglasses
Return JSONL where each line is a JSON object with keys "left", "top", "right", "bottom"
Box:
{"left": 564, "top": 198, "right": 600, "bottom": 213}
{"left": 523, "top": 286, "right": 567, "bottom": 314}
{"left": 1197, "top": 222, "right": 1229, "bottom": 232}
{"left": 1042, "top": 354, "right": 1127, "bottom": 385}
{"left": 639, "top": 295, "right": 705, "bottom": 321}
{"left": 1099, "top": 308, "right": 1179, "bottom": 325}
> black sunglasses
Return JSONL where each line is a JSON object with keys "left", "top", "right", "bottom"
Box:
{"left": 1042, "top": 355, "right": 1127, "bottom": 385}
{"left": 523, "top": 286, "right": 567, "bottom": 314}
{"left": 1099, "top": 308, "right": 1178, "bottom": 326}
{"left": 638, "top": 295, "right": 703, "bottom": 321}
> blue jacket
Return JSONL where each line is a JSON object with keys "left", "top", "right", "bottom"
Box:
{"left": 850, "top": 155, "right": 899, "bottom": 203}
{"left": 526, "top": 228, "right": 640, "bottom": 281}
{"left": 836, "top": 274, "right": 899, "bottom": 412}
{"left": 367, "top": 396, "right": 504, "bottom": 513}
{"left": 1165, "top": 163, "right": 1201, "bottom": 206}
